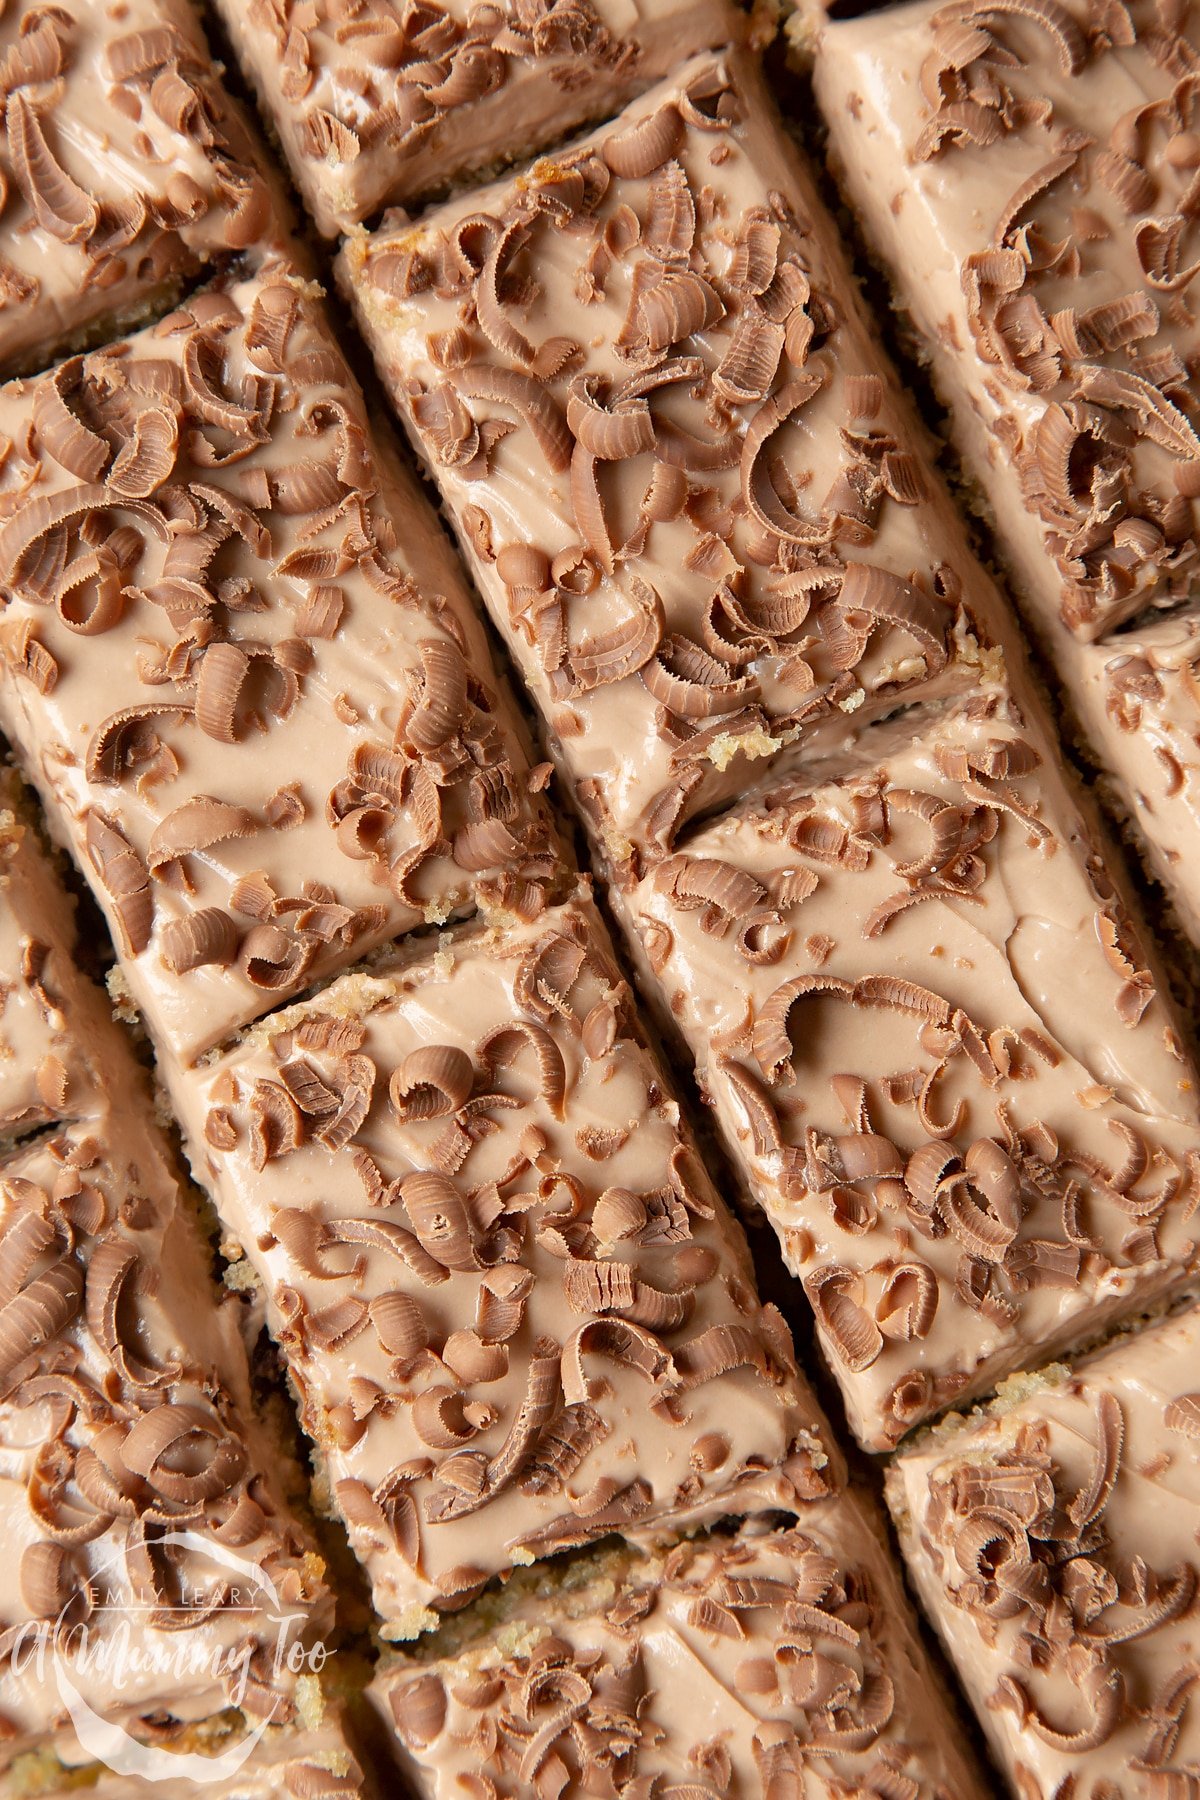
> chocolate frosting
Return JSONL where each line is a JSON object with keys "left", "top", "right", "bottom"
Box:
{"left": 0, "top": 1089, "right": 333, "bottom": 1770}
{"left": 372, "top": 1499, "right": 990, "bottom": 1799}
{"left": 64, "top": 1715, "right": 364, "bottom": 1800}
{"left": 215, "top": 0, "right": 738, "bottom": 235}
{"left": 0, "top": 0, "right": 282, "bottom": 377}
{"left": 1056, "top": 604, "right": 1200, "bottom": 944}
{"left": 817, "top": 0, "right": 1200, "bottom": 643}
{"left": 169, "top": 890, "right": 834, "bottom": 1637}
{"left": 0, "top": 256, "right": 558, "bottom": 1064}
{"left": 342, "top": 50, "right": 1010, "bottom": 871}
{"left": 889, "top": 1301, "right": 1200, "bottom": 1796}
{"left": 0, "top": 769, "right": 112, "bottom": 1142}
{"left": 613, "top": 686, "right": 1200, "bottom": 1447}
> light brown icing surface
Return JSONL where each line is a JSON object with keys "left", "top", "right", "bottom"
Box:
{"left": 0, "top": 256, "right": 558, "bottom": 1064}
{"left": 888, "top": 1301, "right": 1200, "bottom": 1800}
{"left": 613, "top": 687, "right": 1200, "bottom": 1447}
{"left": 371, "top": 1500, "right": 990, "bottom": 1800}
{"left": 0, "top": 1086, "right": 333, "bottom": 1769}
{"left": 0, "top": 0, "right": 282, "bottom": 377}
{"left": 342, "top": 50, "right": 1010, "bottom": 870}
{"left": 1058, "top": 606, "right": 1200, "bottom": 943}
{"left": 0, "top": 769, "right": 109, "bottom": 1142}
{"left": 169, "top": 890, "right": 834, "bottom": 1637}
{"left": 215, "top": 0, "right": 737, "bottom": 236}
{"left": 815, "top": 0, "right": 1200, "bottom": 642}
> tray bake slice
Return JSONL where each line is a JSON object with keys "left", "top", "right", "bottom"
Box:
{"left": 369, "top": 1495, "right": 990, "bottom": 1800}
{"left": 816, "top": 0, "right": 1200, "bottom": 645}
{"left": 1050, "top": 605, "right": 1200, "bottom": 948}
{"left": 341, "top": 49, "right": 1011, "bottom": 874}
{"left": 0, "top": 1072, "right": 337, "bottom": 1783}
{"left": 887, "top": 1301, "right": 1200, "bottom": 1798}
{"left": 213, "top": 0, "right": 739, "bottom": 235}
{"left": 169, "top": 888, "right": 837, "bottom": 1638}
{"left": 0, "top": 257, "right": 558, "bottom": 1065}
{"left": 611, "top": 680, "right": 1200, "bottom": 1447}
{"left": 0, "top": 767, "right": 114, "bottom": 1144}
{"left": 0, "top": 0, "right": 285, "bottom": 377}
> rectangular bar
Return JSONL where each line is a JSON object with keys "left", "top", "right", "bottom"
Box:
{"left": 888, "top": 1301, "right": 1200, "bottom": 1797}
{"left": 370, "top": 1497, "right": 990, "bottom": 1800}
{"left": 1056, "top": 607, "right": 1200, "bottom": 944}
{"left": 0, "top": 257, "right": 558, "bottom": 1065}
{"left": 815, "top": 0, "right": 1200, "bottom": 643}
{"left": 0, "top": 769, "right": 112, "bottom": 1141}
{"left": 341, "top": 49, "right": 1011, "bottom": 872}
{"left": 169, "top": 888, "right": 838, "bottom": 1638}
{"left": 0, "top": 1076, "right": 335, "bottom": 1776}
{"left": 9, "top": 1699, "right": 365, "bottom": 1799}
{"left": 611, "top": 679, "right": 1200, "bottom": 1447}
{"left": 0, "top": 0, "right": 284, "bottom": 377}
{"left": 214, "top": 0, "right": 738, "bottom": 236}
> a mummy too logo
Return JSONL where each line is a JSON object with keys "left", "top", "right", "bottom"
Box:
{"left": 8, "top": 1530, "right": 330, "bottom": 1785}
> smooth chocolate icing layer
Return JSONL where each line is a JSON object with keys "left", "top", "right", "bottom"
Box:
{"left": 169, "top": 889, "right": 835, "bottom": 1637}
{"left": 0, "top": 256, "right": 558, "bottom": 1065}
{"left": 214, "top": 0, "right": 738, "bottom": 236}
{"left": 0, "top": 1081, "right": 333, "bottom": 1771}
{"left": 611, "top": 686, "right": 1200, "bottom": 1447}
{"left": 371, "top": 1499, "right": 990, "bottom": 1799}
{"left": 888, "top": 1301, "right": 1200, "bottom": 1798}
{"left": 0, "top": 768, "right": 111, "bottom": 1143}
{"left": 341, "top": 50, "right": 1010, "bottom": 872}
{"left": 816, "top": 0, "right": 1200, "bottom": 643}
{"left": 0, "top": 0, "right": 283, "bottom": 377}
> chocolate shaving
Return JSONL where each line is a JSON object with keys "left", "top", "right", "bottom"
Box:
{"left": 1164, "top": 1393, "right": 1200, "bottom": 1438}
{"left": 0, "top": 1256, "right": 82, "bottom": 1394}
{"left": 390, "top": 1045, "right": 474, "bottom": 1121}
{"left": 407, "top": 639, "right": 469, "bottom": 752}
{"left": 741, "top": 375, "right": 828, "bottom": 543}
{"left": 478, "top": 1020, "right": 568, "bottom": 1119}
{"left": 837, "top": 563, "right": 948, "bottom": 667}
{"left": 565, "top": 577, "right": 664, "bottom": 692}
{"left": 602, "top": 103, "right": 684, "bottom": 179}
{"left": 146, "top": 797, "right": 257, "bottom": 872}
{"left": 805, "top": 1265, "right": 884, "bottom": 1371}
{"left": 33, "top": 362, "right": 110, "bottom": 481}
{"left": 84, "top": 812, "right": 152, "bottom": 955}
{"left": 86, "top": 705, "right": 192, "bottom": 785}
{"left": 8, "top": 90, "right": 98, "bottom": 242}
{"left": 329, "top": 1217, "right": 449, "bottom": 1288}
{"left": 457, "top": 367, "right": 572, "bottom": 472}
{"left": 398, "top": 1171, "right": 482, "bottom": 1273}
{"left": 160, "top": 907, "right": 239, "bottom": 974}
{"left": 85, "top": 1238, "right": 179, "bottom": 1389}
{"left": 426, "top": 1336, "right": 561, "bottom": 1520}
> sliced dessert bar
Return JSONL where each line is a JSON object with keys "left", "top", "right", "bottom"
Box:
{"left": 0, "top": 768, "right": 112, "bottom": 1142}
{"left": 7, "top": 1698, "right": 365, "bottom": 1799}
{"left": 612, "top": 683, "right": 1200, "bottom": 1447}
{"left": 0, "top": 1087, "right": 334, "bottom": 1776}
{"left": 169, "top": 889, "right": 837, "bottom": 1638}
{"left": 371, "top": 1498, "right": 990, "bottom": 1800}
{"left": 341, "top": 50, "right": 1009, "bottom": 872}
{"left": 815, "top": 0, "right": 1200, "bottom": 643}
{"left": 1057, "top": 608, "right": 1200, "bottom": 944}
{"left": 888, "top": 1302, "right": 1200, "bottom": 1798}
{"left": 214, "top": 0, "right": 738, "bottom": 236}
{"left": 0, "top": 0, "right": 283, "bottom": 377}
{"left": 0, "top": 258, "right": 557, "bottom": 1065}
